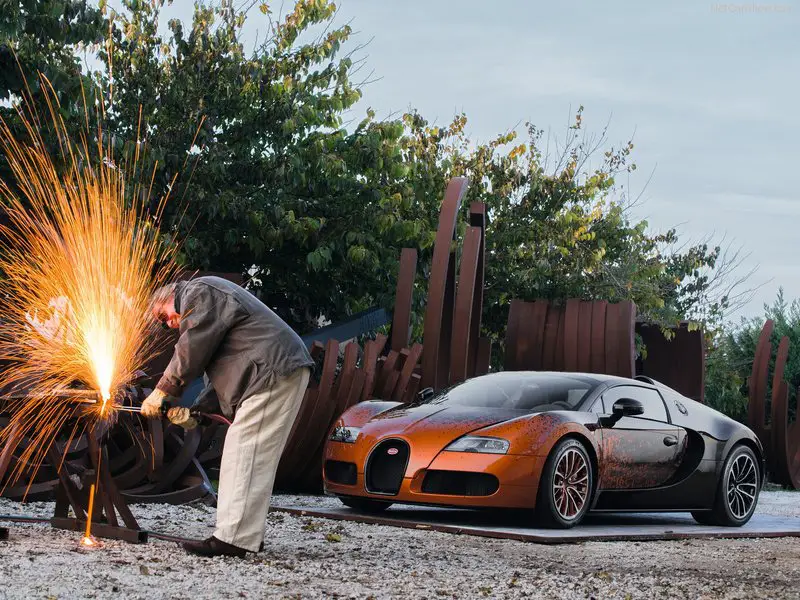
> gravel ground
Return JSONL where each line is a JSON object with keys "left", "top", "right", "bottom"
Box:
{"left": 1, "top": 491, "right": 799, "bottom": 600}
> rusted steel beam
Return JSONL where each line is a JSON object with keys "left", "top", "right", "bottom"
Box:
{"left": 590, "top": 301, "right": 607, "bottom": 374}
{"left": 392, "top": 343, "right": 423, "bottom": 403}
{"left": 290, "top": 339, "right": 339, "bottom": 479}
{"left": 769, "top": 337, "right": 790, "bottom": 481}
{"left": 504, "top": 300, "right": 523, "bottom": 371}
{"left": 360, "top": 334, "right": 388, "bottom": 401}
{"left": 475, "top": 338, "right": 491, "bottom": 377}
{"left": 450, "top": 226, "right": 482, "bottom": 385}
{"left": 577, "top": 301, "right": 593, "bottom": 373}
{"left": 391, "top": 249, "right": 417, "bottom": 352}
{"left": 421, "top": 177, "right": 469, "bottom": 391}
{"left": 401, "top": 373, "right": 422, "bottom": 404}
{"left": 748, "top": 320, "right": 774, "bottom": 451}
{"left": 563, "top": 299, "right": 581, "bottom": 372}
{"left": 467, "top": 203, "right": 486, "bottom": 379}
{"left": 636, "top": 323, "right": 706, "bottom": 403}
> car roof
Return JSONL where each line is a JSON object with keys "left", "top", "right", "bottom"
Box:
{"left": 474, "top": 370, "right": 684, "bottom": 396}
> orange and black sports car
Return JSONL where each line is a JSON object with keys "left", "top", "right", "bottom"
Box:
{"left": 322, "top": 371, "right": 764, "bottom": 528}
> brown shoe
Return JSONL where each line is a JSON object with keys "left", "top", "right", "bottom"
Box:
{"left": 181, "top": 536, "right": 248, "bottom": 558}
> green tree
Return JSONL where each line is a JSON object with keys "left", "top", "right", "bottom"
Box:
{"left": 99, "top": 0, "right": 429, "bottom": 332}
{"left": 0, "top": 0, "right": 106, "bottom": 182}
{"left": 393, "top": 109, "right": 728, "bottom": 363}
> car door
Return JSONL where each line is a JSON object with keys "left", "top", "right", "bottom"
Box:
{"left": 597, "top": 385, "right": 683, "bottom": 490}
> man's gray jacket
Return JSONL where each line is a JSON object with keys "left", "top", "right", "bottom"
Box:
{"left": 156, "top": 276, "right": 313, "bottom": 418}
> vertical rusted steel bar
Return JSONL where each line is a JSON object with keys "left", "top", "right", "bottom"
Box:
{"left": 577, "top": 301, "right": 593, "bottom": 373}
{"left": 393, "top": 343, "right": 424, "bottom": 402}
{"left": 391, "top": 249, "right": 418, "bottom": 352}
{"left": 449, "top": 226, "right": 482, "bottom": 384}
{"left": 748, "top": 320, "right": 773, "bottom": 451}
{"left": 421, "top": 177, "right": 469, "bottom": 391}
{"left": 467, "top": 203, "right": 486, "bottom": 379}
{"left": 563, "top": 299, "right": 581, "bottom": 372}
{"left": 504, "top": 300, "right": 523, "bottom": 370}
{"left": 590, "top": 301, "right": 607, "bottom": 374}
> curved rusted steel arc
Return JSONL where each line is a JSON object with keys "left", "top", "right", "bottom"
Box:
{"left": 421, "top": 176, "right": 469, "bottom": 390}
{"left": 748, "top": 319, "right": 774, "bottom": 448}
{"left": 133, "top": 428, "right": 202, "bottom": 495}
{"left": 391, "top": 248, "right": 418, "bottom": 352}
{"left": 467, "top": 203, "right": 486, "bottom": 379}
{"left": 121, "top": 482, "right": 212, "bottom": 505}
{"left": 769, "top": 337, "right": 790, "bottom": 482}
{"left": 449, "top": 226, "right": 481, "bottom": 385}
{"left": 0, "top": 480, "right": 59, "bottom": 499}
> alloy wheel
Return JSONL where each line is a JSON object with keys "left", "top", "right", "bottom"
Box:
{"left": 726, "top": 452, "right": 758, "bottom": 519}
{"left": 552, "top": 447, "right": 589, "bottom": 520}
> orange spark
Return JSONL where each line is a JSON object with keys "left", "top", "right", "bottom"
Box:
{"left": 0, "top": 71, "right": 180, "bottom": 489}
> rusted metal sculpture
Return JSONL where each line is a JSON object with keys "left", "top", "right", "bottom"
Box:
{"left": 421, "top": 177, "right": 469, "bottom": 390}
{"left": 504, "top": 299, "right": 706, "bottom": 403}
{"left": 505, "top": 299, "right": 637, "bottom": 378}
{"left": 747, "top": 320, "right": 799, "bottom": 489}
{"left": 636, "top": 322, "right": 705, "bottom": 403}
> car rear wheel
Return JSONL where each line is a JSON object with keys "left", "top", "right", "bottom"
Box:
{"left": 536, "top": 438, "right": 594, "bottom": 528}
{"left": 339, "top": 497, "right": 393, "bottom": 513}
{"left": 693, "top": 444, "right": 760, "bottom": 527}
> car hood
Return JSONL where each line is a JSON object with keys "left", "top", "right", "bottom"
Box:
{"left": 364, "top": 403, "right": 525, "bottom": 438}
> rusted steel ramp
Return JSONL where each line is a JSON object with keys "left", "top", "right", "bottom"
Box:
{"left": 270, "top": 501, "right": 800, "bottom": 544}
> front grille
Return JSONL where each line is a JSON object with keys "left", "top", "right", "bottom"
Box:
{"left": 421, "top": 470, "right": 499, "bottom": 496}
{"left": 324, "top": 460, "right": 357, "bottom": 485}
{"left": 365, "top": 439, "right": 409, "bottom": 495}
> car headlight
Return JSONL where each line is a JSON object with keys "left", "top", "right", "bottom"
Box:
{"left": 445, "top": 436, "right": 509, "bottom": 454}
{"left": 329, "top": 426, "right": 361, "bottom": 443}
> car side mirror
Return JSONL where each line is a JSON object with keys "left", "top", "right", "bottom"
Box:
{"left": 599, "top": 398, "right": 644, "bottom": 427}
{"left": 417, "top": 387, "right": 435, "bottom": 402}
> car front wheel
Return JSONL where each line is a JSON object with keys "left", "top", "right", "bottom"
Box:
{"left": 536, "top": 438, "right": 594, "bottom": 528}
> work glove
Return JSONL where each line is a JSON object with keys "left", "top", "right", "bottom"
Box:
{"left": 167, "top": 406, "right": 198, "bottom": 430}
{"left": 141, "top": 388, "right": 168, "bottom": 418}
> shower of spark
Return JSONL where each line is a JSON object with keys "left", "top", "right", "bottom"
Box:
{"left": 0, "top": 72, "right": 180, "bottom": 488}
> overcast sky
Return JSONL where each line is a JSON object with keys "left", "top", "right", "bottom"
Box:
{"left": 129, "top": 0, "right": 799, "bottom": 322}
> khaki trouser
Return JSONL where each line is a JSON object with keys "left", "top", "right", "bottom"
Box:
{"left": 214, "top": 366, "right": 310, "bottom": 551}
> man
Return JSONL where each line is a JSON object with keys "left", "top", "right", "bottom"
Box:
{"left": 141, "top": 275, "right": 313, "bottom": 558}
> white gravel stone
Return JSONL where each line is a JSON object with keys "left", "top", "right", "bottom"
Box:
{"left": 0, "top": 491, "right": 798, "bottom": 599}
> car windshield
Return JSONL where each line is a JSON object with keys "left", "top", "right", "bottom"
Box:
{"left": 427, "top": 373, "right": 596, "bottom": 412}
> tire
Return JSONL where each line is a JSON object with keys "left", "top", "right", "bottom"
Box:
{"left": 536, "top": 438, "right": 594, "bottom": 528}
{"left": 695, "top": 444, "right": 760, "bottom": 526}
{"left": 339, "top": 497, "right": 393, "bottom": 513}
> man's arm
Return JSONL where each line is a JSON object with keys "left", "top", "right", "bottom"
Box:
{"left": 156, "top": 285, "right": 246, "bottom": 399}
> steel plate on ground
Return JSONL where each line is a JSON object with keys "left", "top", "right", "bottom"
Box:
{"left": 269, "top": 500, "right": 800, "bottom": 544}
